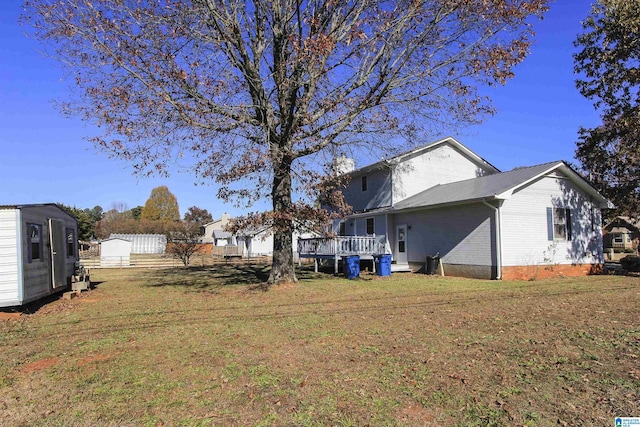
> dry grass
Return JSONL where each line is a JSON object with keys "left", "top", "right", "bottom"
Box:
{"left": 0, "top": 265, "right": 638, "bottom": 426}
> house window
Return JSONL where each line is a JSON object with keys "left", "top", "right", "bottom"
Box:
{"left": 366, "top": 217, "right": 375, "bottom": 235}
{"left": 339, "top": 221, "right": 346, "bottom": 236}
{"left": 27, "top": 223, "right": 42, "bottom": 262}
{"left": 547, "top": 208, "right": 572, "bottom": 241}
{"left": 66, "top": 228, "right": 76, "bottom": 257}
{"left": 361, "top": 175, "right": 367, "bottom": 192}
{"left": 613, "top": 234, "right": 624, "bottom": 244}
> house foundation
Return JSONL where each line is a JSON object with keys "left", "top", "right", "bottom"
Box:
{"left": 501, "top": 264, "right": 603, "bottom": 281}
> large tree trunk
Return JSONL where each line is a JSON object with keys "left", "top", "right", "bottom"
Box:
{"left": 268, "top": 157, "right": 297, "bottom": 284}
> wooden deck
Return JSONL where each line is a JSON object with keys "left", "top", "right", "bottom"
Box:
{"left": 297, "top": 236, "right": 387, "bottom": 273}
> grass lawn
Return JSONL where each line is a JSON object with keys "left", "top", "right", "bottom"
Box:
{"left": 0, "top": 265, "right": 638, "bottom": 426}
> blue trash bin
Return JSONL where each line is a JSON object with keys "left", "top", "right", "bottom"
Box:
{"left": 374, "top": 254, "right": 392, "bottom": 276}
{"left": 343, "top": 255, "right": 360, "bottom": 279}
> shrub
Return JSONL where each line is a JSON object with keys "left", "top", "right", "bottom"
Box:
{"left": 623, "top": 248, "right": 635, "bottom": 253}
{"left": 619, "top": 256, "right": 640, "bottom": 272}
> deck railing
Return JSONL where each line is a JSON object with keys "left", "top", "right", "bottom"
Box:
{"left": 211, "top": 245, "right": 244, "bottom": 258}
{"left": 298, "top": 236, "right": 386, "bottom": 257}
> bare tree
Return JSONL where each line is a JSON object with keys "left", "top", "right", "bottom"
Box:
{"left": 24, "top": 0, "right": 548, "bottom": 284}
{"left": 166, "top": 221, "right": 205, "bottom": 267}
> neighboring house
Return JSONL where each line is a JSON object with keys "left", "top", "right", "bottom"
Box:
{"left": 236, "top": 225, "right": 274, "bottom": 258}
{"left": 200, "top": 213, "right": 233, "bottom": 245}
{"left": 235, "top": 225, "right": 318, "bottom": 259}
{"left": 200, "top": 213, "right": 318, "bottom": 258}
{"left": 603, "top": 217, "right": 639, "bottom": 255}
{"left": 0, "top": 204, "right": 80, "bottom": 307}
{"left": 321, "top": 137, "right": 612, "bottom": 280}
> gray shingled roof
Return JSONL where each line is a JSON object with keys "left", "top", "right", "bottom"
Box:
{"left": 393, "top": 161, "right": 565, "bottom": 210}
{"left": 212, "top": 230, "right": 233, "bottom": 239}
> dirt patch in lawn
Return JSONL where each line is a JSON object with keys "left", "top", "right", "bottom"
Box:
{"left": 0, "top": 312, "right": 21, "bottom": 320}
{"left": 21, "top": 357, "right": 60, "bottom": 373}
{"left": 77, "top": 354, "right": 112, "bottom": 367}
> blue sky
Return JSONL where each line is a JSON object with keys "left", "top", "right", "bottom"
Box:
{"left": 0, "top": 1, "right": 599, "bottom": 218}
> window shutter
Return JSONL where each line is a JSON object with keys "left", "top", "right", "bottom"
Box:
{"left": 546, "top": 207, "right": 554, "bottom": 241}
{"left": 565, "top": 208, "right": 572, "bottom": 241}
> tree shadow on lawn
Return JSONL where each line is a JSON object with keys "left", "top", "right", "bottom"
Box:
{"left": 143, "top": 263, "right": 330, "bottom": 292}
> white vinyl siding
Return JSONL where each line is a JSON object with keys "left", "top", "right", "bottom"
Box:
{"left": 500, "top": 175, "right": 603, "bottom": 267}
{"left": 341, "top": 140, "right": 496, "bottom": 213}
{"left": 392, "top": 144, "right": 494, "bottom": 204}
{"left": 0, "top": 210, "right": 20, "bottom": 305}
{"left": 342, "top": 167, "right": 392, "bottom": 212}
{"left": 394, "top": 204, "right": 494, "bottom": 266}
{"left": 352, "top": 215, "right": 387, "bottom": 237}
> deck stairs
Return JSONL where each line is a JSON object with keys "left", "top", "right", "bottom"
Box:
{"left": 391, "top": 263, "right": 412, "bottom": 273}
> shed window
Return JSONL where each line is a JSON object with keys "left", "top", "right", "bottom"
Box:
{"left": 361, "top": 175, "right": 368, "bottom": 192}
{"left": 547, "top": 208, "right": 572, "bottom": 241}
{"left": 66, "top": 228, "right": 76, "bottom": 258}
{"left": 366, "top": 217, "right": 374, "bottom": 235}
{"left": 27, "top": 223, "right": 43, "bottom": 262}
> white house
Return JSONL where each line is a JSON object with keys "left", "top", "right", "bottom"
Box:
{"left": 317, "top": 137, "right": 612, "bottom": 280}
{"left": 0, "top": 204, "right": 79, "bottom": 307}
{"left": 200, "top": 213, "right": 318, "bottom": 259}
{"left": 235, "top": 226, "right": 318, "bottom": 259}
{"left": 235, "top": 225, "right": 273, "bottom": 258}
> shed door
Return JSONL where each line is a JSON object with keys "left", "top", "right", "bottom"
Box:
{"left": 396, "top": 224, "right": 408, "bottom": 264}
{"left": 49, "top": 219, "right": 66, "bottom": 289}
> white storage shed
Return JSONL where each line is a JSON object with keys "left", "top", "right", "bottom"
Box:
{"left": 0, "top": 204, "right": 79, "bottom": 307}
{"left": 109, "top": 233, "right": 166, "bottom": 254}
{"left": 100, "top": 238, "right": 132, "bottom": 267}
